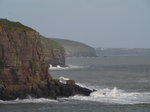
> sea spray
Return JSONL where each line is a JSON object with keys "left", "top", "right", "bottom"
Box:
{"left": 0, "top": 97, "right": 58, "bottom": 104}
{"left": 59, "top": 77, "right": 70, "bottom": 84}
{"left": 57, "top": 76, "right": 150, "bottom": 104}
{"left": 67, "top": 87, "right": 150, "bottom": 104}
{"left": 49, "top": 64, "right": 85, "bottom": 70}
{"left": 1, "top": 76, "right": 150, "bottom": 105}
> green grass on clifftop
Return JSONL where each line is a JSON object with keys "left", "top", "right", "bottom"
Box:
{"left": 0, "top": 19, "right": 34, "bottom": 31}
{"left": 51, "top": 38, "right": 97, "bottom": 57}
{"left": 40, "top": 36, "right": 64, "bottom": 51}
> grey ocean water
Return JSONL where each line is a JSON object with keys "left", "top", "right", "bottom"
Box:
{"left": 1, "top": 56, "right": 150, "bottom": 112}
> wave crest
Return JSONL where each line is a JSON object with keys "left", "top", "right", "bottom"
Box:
{"left": 49, "top": 64, "right": 84, "bottom": 70}
{"left": 0, "top": 96, "right": 58, "bottom": 104}
{"left": 1, "top": 76, "right": 150, "bottom": 105}
{"left": 67, "top": 87, "right": 150, "bottom": 104}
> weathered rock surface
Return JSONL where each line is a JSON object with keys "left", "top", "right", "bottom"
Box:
{"left": 0, "top": 23, "right": 48, "bottom": 84}
{"left": 0, "top": 78, "right": 92, "bottom": 100}
{"left": 0, "top": 19, "right": 93, "bottom": 100}
{"left": 66, "top": 80, "right": 75, "bottom": 85}
{"left": 40, "top": 36, "right": 65, "bottom": 67}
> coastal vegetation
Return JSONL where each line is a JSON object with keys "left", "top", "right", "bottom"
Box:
{"left": 40, "top": 36, "right": 64, "bottom": 51}
{"left": 52, "top": 38, "right": 97, "bottom": 57}
{"left": 0, "top": 19, "right": 34, "bottom": 31}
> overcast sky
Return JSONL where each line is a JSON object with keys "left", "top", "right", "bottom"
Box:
{"left": 0, "top": 0, "right": 150, "bottom": 48}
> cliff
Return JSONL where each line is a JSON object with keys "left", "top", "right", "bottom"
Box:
{"left": 51, "top": 38, "right": 97, "bottom": 57}
{"left": 40, "top": 36, "right": 65, "bottom": 66}
{"left": 0, "top": 19, "right": 48, "bottom": 84}
{"left": 0, "top": 19, "right": 92, "bottom": 100}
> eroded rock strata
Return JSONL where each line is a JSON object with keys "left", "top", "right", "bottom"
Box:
{"left": 0, "top": 19, "right": 92, "bottom": 100}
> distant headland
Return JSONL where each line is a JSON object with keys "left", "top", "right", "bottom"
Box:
{"left": 51, "top": 38, "right": 97, "bottom": 57}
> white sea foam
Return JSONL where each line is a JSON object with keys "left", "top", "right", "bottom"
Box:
{"left": 49, "top": 64, "right": 84, "bottom": 70}
{"left": 67, "top": 87, "right": 150, "bottom": 104}
{"left": 59, "top": 77, "right": 150, "bottom": 104}
{"left": 1, "top": 77, "right": 150, "bottom": 105}
{"left": 0, "top": 96, "right": 58, "bottom": 104}
{"left": 56, "top": 77, "right": 150, "bottom": 104}
{"left": 59, "top": 77, "right": 70, "bottom": 81}
{"left": 1, "top": 86, "right": 150, "bottom": 105}
{"left": 59, "top": 77, "right": 70, "bottom": 84}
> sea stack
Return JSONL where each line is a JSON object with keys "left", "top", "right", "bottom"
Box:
{"left": 0, "top": 19, "right": 92, "bottom": 100}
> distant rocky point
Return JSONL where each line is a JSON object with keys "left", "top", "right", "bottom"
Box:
{"left": 96, "top": 48, "right": 150, "bottom": 57}
{"left": 51, "top": 38, "right": 97, "bottom": 57}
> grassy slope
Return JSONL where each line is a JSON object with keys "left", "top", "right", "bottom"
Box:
{"left": 40, "top": 36, "right": 64, "bottom": 51}
{"left": 51, "top": 38, "right": 96, "bottom": 57}
{"left": 0, "top": 19, "right": 34, "bottom": 31}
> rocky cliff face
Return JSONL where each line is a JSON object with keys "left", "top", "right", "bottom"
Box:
{"left": 40, "top": 36, "right": 65, "bottom": 66}
{"left": 0, "top": 24, "right": 49, "bottom": 85}
{"left": 0, "top": 19, "right": 92, "bottom": 100}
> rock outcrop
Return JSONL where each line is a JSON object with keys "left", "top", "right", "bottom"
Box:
{"left": 51, "top": 38, "right": 97, "bottom": 57}
{"left": 0, "top": 19, "right": 93, "bottom": 100}
{"left": 40, "top": 36, "right": 65, "bottom": 67}
{"left": 0, "top": 20, "right": 47, "bottom": 85}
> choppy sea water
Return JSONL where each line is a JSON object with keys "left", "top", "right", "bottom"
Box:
{"left": 1, "top": 56, "right": 150, "bottom": 112}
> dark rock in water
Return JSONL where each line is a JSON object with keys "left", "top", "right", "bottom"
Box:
{"left": 0, "top": 19, "right": 93, "bottom": 101}
{"left": 0, "top": 80, "right": 92, "bottom": 100}
{"left": 66, "top": 80, "right": 75, "bottom": 85}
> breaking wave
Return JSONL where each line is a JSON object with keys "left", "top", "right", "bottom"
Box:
{"left": 57, "top": 77, "right": 150, "bottom": 104}
{"left": 0, "top": 96, "right": 58, "bottom": 104}
{"left": 49, "top": 64, "right": 84, "bottom": 70}
{"left": 59, "top": 77, "right": 70, "bottom": 84}
{"left": 66, "top": 86, "right": 150, "bottom": 104}
{"left": 1, "top": 77, "right": 150, "bottom": 105}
